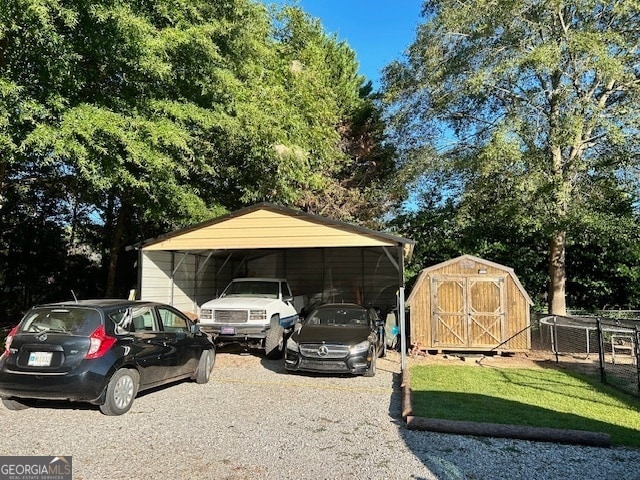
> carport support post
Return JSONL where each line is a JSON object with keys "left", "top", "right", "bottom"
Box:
{"left": 396, "top": 244, "right": 407, "bottom": 371}
{"left": 399, "top": 286, "right": 407, "bottom": 370}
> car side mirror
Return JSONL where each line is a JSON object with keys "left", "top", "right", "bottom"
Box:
{"left": 283, "top": 295, "right": 294, "bottom": 304}
{"left": 191, "top": 324, "right": 201, "bottom": 334}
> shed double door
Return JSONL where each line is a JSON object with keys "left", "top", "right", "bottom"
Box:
{"left": 431, "top": 276, "right": 505, "bottom": 348}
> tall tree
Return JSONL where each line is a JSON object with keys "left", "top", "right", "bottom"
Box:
{"left": 383, "top": 0, "right": 640, "bottom": 314}
{"left": 265, "top": 5, "right": 400, "bottom": 225}
{"left": 0, "top": 0, "right": 393, "bottom": 317}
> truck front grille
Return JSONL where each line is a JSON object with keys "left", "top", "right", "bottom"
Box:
{"left": 213, "top": 310, "right": 248, "bottom": 324}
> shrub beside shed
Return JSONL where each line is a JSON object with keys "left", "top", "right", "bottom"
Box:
{"left": 406, "top": 255, "right": 532, "bottom": 353}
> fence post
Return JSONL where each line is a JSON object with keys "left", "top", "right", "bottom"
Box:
{"left": 551, "top": 316, "right": 559, "bottom": 363}
{"left": 596, "top": 318, "right": 606, "bottom": 384}
{"left": 635, "top": 326, "right": 640, "bottom": 395}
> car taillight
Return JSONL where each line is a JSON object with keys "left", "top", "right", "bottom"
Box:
{"left": 85, "top": 325, "right": 117, "bottom": 359}
{"left": 3, "top": 325, "right": 19, "bottom": 356}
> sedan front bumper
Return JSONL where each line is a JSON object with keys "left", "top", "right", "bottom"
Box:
{"left": 284, "top": 351, "right": 371, "bottom": 375}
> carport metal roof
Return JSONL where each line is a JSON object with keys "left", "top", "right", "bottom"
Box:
{"left": 139, "top": 202, "right": 415, "bottom": 258}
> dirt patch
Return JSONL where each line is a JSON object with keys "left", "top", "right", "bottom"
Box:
{"left": 405, "top": 349, "right": 618, "bottom": 385}
{"left": 406, "top": 350, "right": 560, "bottom": 370}
{"left": 213, "top": 344, "right": 268, "bottom": 367}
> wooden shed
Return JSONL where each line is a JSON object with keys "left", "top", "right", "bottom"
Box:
{"left": 406, "top": 255, "right": 532, "bottom": 353}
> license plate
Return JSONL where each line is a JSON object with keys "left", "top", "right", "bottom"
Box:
{"left": 220, "top": 326, "right": 235, "bottom": 335}
{"left": 28, "top": 351, "right": 53, "bottom": 367}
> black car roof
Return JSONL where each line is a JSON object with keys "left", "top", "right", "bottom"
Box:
{"left": 314, "top": 303, "right": 366, "bottom": 310}
{"left": 35, "top": 299, "right": 159, "bottom": 309}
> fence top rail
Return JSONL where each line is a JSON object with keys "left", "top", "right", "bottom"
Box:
{"left": 537, "top": 314, "right": 640, "bottom": 331}
{"left": 538, "top": 315, "right": 597, "bottom": 329}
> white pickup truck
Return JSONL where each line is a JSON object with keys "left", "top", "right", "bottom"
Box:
{"left": 198, "top": 278, "right": 299, "bottom": 359}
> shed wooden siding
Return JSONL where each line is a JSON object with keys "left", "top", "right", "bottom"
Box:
{"left": 142, "top": 209, "right": 396, "bottom": 251}
{"left": 406, "top": 255, "right": 532, "bottom": 352}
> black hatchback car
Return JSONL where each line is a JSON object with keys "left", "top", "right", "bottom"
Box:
{"left": 284, "top": 303, "right": 385, "bottom": 377}
{"left": 0, "top": 300, "right": 215, "bottom": 415}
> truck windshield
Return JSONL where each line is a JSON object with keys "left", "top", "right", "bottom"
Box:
{"left": 223, "top": 281, "right": 279, "bottom": 299}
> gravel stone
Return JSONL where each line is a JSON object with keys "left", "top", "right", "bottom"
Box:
{"left": 1, "top": 349, "right": 639, "bottom": 479}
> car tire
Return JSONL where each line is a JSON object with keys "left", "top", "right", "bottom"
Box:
{"left": 99, "top": 368, "right": 139, "bottom": 416}
{"left": 2, "top": 398, "right": 30, "bottom": 411}
{"left": 265, "top": 324, "right": 285, "bottom": 360}
{"left": 364, "top": 348, "right": 377, "bottom": 377}
{"left": 195, "top": 348, "right": 216, "bottom": 384}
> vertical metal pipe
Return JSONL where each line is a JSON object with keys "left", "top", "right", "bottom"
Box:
{"left": 360, "top": 248, "right": 365, "bottom": 306}
{"left": 551, "top": 316, "right": 558, "bottom": 363}
{"left": 194, "top": 254, "right": 199, "bottom": 313}
{"left": 586, "top": 328, "right": 590, "bottom": 357}
{"left": 136, "top": 249, "right": 143, "bottom": 300}
{"left": 321, "top": 248, "right": 325, "bottom": 304}
{"left": 170, "top": 251, "right": 175, "bottom": 306}
{"left": 597, "top": 318, "right": 606, "bottom": 384}
{"left": 635, "top": 326, "right": 640, "bottom": 395}
{"left": 399, "top": 287, "right": 407, "bottom": 371}
{"left": 397, "top": 245, "right": 407, "bottom": 371}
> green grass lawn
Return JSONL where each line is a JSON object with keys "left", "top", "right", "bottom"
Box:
{"left": 409, "top": 364, "right": 640, "bottom": 447}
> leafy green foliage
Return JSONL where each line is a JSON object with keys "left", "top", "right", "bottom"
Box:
{"left": 384, "top": 0, "right": 640, "bottom": 313}
{"left": 0, "top": 0, "right": 394, "bottom": 317}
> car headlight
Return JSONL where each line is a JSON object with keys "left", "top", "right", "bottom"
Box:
{"left": 200, "top": 309, "right": 212, "bottom": 320}
{"left": 286, "top": 337, "right": 299, "bottom": 352}
{"left": 350, "top": 340, "right": 370, "bottom": 355}
{"left": 250, "top": 310, "right": 267, "bottom": 321}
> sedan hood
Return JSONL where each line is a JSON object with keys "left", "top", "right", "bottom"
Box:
{"left": 295, "top": 325, "right": 370, "bottom": 345}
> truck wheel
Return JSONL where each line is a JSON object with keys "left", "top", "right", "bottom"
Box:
{"left": 364, "top": 349, "right": 377, "bottom": 377}
{"left": 265, "top": 325, "right": 285, "bottom": 359}
{"left": 195, "top": 348, "right": 216, "bottom": 384}
{"left": 99, "top": 368, "right": 139, "bottom": 416}
{"left": 379, "top": 332, "right": 387, "bottom": 358}
{"left": 2, "top": 398, "right": 30, "bottom": 411}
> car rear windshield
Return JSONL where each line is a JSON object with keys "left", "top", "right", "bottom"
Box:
{"left": 19, "top": 307, "right": 103, "bottom": 335}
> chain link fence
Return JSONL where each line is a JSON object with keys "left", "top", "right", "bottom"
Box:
{"left": 531, "top": 312, "right": 640, "bottom": 397}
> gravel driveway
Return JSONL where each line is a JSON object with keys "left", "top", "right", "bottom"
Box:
{"left": 2, "top": 349, "right": 639, "bottom": 479}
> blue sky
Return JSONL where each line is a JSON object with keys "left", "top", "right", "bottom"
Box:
{"left": 266, "top": 0, "right": 425, "bottom": 88}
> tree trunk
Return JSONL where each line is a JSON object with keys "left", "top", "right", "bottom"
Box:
{"left": 548, "top": 230, "right": 567, "bottom": 315}
{"left": 105, "top": 204, "right": 127, "bottom": 297}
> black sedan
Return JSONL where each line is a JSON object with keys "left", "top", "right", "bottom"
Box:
{"left": 284, "top": 303, "right": 385, "bottom": 377}
{"left": 0, "top": 300, "right": 215, "bottom": 415}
